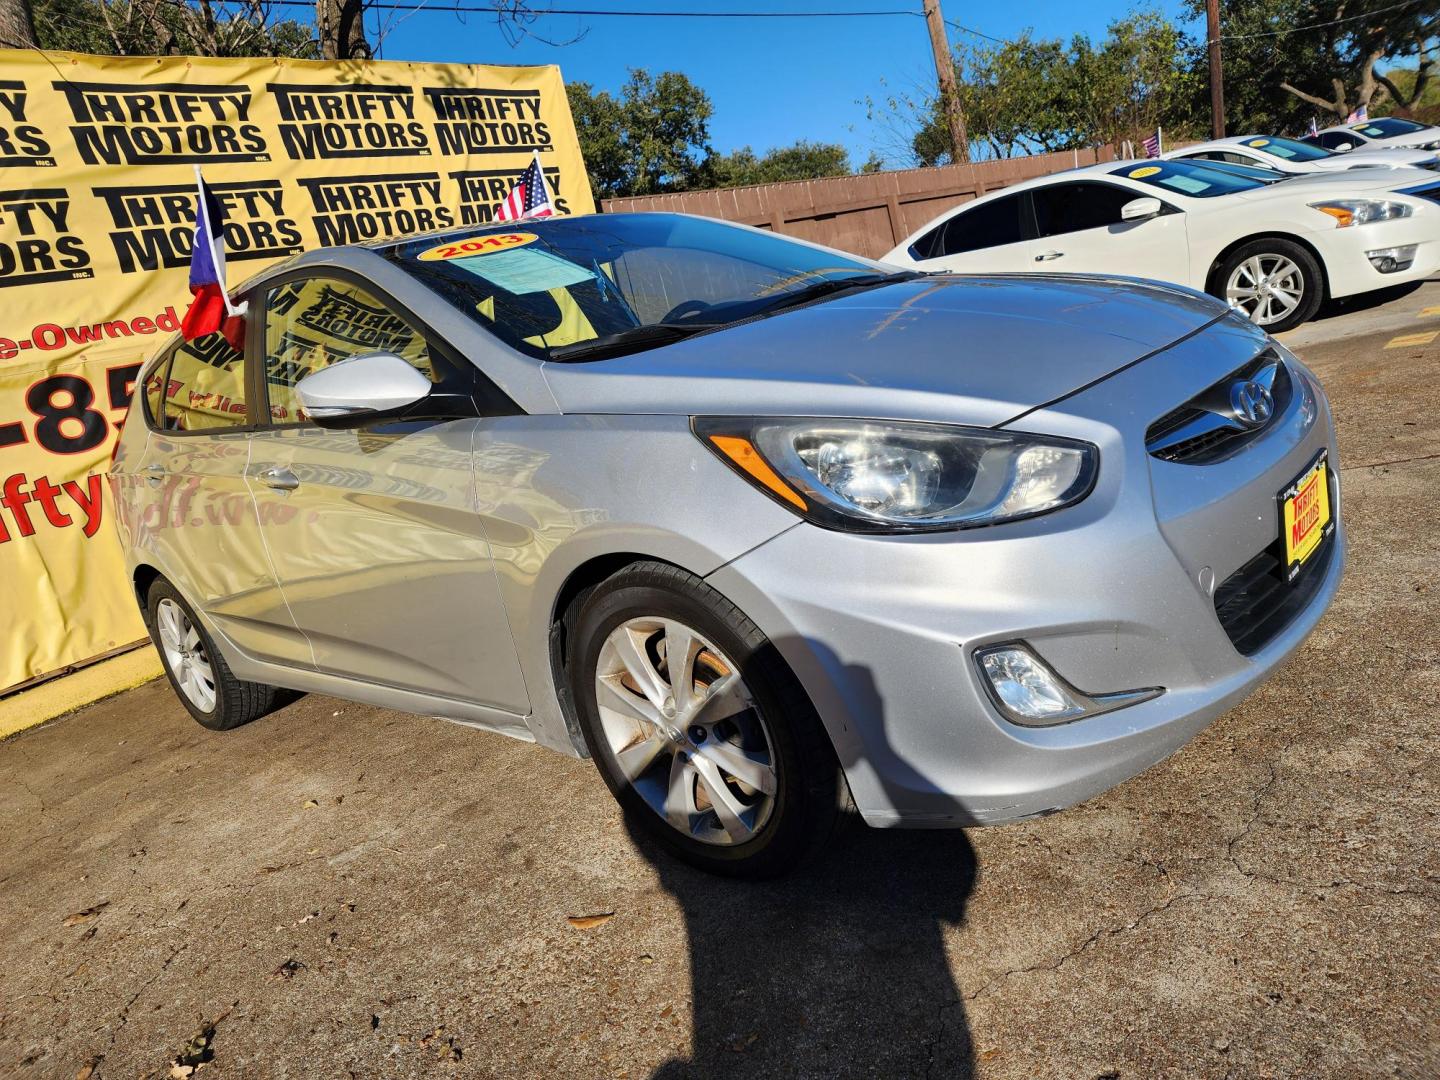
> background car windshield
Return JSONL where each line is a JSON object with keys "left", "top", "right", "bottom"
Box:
{"left": 387, "top": 215, "right": 885, "bottom": 359}
{"left": 1184, "top": 160, "right": 1289, "bottom": 183}
{"left": 1110, "top": 160, "right": 1265, "bottom": 198}
{"left": 1351, "top": 117, "right": 1425, "bottom": 139}
{"left": 1242, "top": 136, "right": 1333, "bottom": 161}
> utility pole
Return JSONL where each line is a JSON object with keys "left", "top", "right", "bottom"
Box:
{"left": 922, "top": 0, "right": 970, "bottom": 165}
{"left": 1206, "top": 0, "right": 1225, "bottom": 138}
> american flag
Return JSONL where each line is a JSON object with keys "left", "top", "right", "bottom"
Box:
{"left": 1307, "top": 116, "right": 1320, "bottom": 137}
{"left": 1142, "top": 127, "right": 1162, "bottom": 158}
{"left": 1346, "top": 104, "right": 1369, "bottom": 124}
{"left": 496, "top": 151, "right": 555, "bottom": 222}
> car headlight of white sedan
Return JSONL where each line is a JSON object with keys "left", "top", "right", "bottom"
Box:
{"left": 1309, "top": 199, "right": 1414, "bottom": 227}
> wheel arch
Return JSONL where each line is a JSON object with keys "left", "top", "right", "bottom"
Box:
{"left": 1204, "top": 232, "right": 1331, "bottom": 301}
{"left": 132, "top": 563, "right": 163, "bottom": 626}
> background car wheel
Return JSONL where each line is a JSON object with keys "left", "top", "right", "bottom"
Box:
{"left": 1213, "top": 238, "right": 1323, "bottom": 333}
{"left": 567, "top": 561, "right": 843, "bottom": 878}
{"left": 146, "top": 578, "right": 281, "bottom": 731}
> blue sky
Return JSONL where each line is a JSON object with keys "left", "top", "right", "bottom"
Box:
{"left": 376, "top": 1, "right": 1195, "bottom": 168}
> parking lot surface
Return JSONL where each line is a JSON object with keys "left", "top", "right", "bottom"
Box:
{"left": 2, "top": 282, "right": 1438, "bottom": 1079}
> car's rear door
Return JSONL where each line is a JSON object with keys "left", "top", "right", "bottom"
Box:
{"left": 244, "top": 270, "right": 529, "bottom": 713}
{"left": 133, "top": 313, "right": 306, "bottom": 664}
{"left": 1028, "top": 179, "right": 1191, "bottom": 284}
{"left": 911, "top": 190, "right": 1039, "bottom": 272}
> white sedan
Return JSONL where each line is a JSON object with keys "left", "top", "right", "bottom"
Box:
{"left": 884, "top": 158, "right": 1440, "bottom": 332}
{"left": 1169, "top": 134, "right": 1440, "bottom": 174}
{"left": 1307, "top": 116, "right": 1440, "bottom": 154}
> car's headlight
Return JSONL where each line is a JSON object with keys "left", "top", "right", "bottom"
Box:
{"left": 694, "top": 416, "right": 1098, "bottom": 533}
{"left": 1310, "top": 199, "right": 1414, "bottom": 227}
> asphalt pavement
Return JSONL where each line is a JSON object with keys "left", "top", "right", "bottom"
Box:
{"left": 2, "top": 280, "right": 1438, "bottom": 1079}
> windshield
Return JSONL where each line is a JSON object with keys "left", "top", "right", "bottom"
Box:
{"left": 1186, "top": 160, "right": 1291, "bottom": 183}
{"left": 1350, "top": 117, "right": 1426, "bottom": 140}
{"left": 1240, "top": 136, "right": 1334, "bottom": 161}
{"left": 385, "top": 214, "right": 895, "bottom": 361}
{"left": 1111, "top": 160, "right": 1266, "bottom": 198}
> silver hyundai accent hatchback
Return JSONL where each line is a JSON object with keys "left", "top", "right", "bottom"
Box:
{"left": 113, "top": 213, "right": 1343, "bottom": 877}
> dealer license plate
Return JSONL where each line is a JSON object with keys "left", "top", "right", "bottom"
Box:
{"left": 1278, "top": 451, "right": 1334, "bottom": 582}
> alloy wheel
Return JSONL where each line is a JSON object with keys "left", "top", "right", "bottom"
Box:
{"left": 593, "top": 617, "right": 778, "bottom": 845}
{"left": 1225, "top": 253, "right": 1305, "bottom": 327}
{"left": 156, "top": 598, "right": 217, "bottom": 713}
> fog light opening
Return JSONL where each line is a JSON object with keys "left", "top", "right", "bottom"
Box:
{"left": 1366, "top": 245, "right": 1417, "bottom": 274}
{"left": 974, "top": 643, "right": 1164, "bottom": 727}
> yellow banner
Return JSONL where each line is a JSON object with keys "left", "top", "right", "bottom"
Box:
{"left": 0, "top": 50, "right": 594, "bottom": 692}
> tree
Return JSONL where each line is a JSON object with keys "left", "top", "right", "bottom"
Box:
{"left": 910, "top": 13, "right": 1201, "bottom": 165}
{"left": 567, "top": 70, "right": 713, "bottom": 199}
{"left": 316, "top": 0, "right": 367, "bottom": 58}
{"left": 31, "top": 0, "right": 319, "bottom": 56}
{"left": 0, "top": 0, "right": 39, "bottom": 48}
{"left": 706, "top": 141, "right": 851, "bottom": 188}
{"left": 1188, "top": 0, "right": 1440, "bottom": 126}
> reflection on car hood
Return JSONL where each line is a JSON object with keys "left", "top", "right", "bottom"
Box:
{"left": 541, "top": 273, "right": 1232, "bottom": 427}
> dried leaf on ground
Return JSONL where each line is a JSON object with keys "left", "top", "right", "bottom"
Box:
{"left": 169, "top": 1018, "right": 217, "bottom": 1075}
{"left": 270, "top": 958, "right": 307, "bottom": 980}
{"left": 63, "top": 902, "right": 109, "bottom": 927}
{"left": 566, "top": 912, "right": 614, "bottom": 930}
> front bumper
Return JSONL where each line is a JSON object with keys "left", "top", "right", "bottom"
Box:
{"left": 1315, "top": 212, "right": 1440, "bottom": 298}
{"left": 706, "top": 316, "right": 1345, "bottom": 827}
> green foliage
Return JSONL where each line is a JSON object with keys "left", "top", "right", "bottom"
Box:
{"left": 566, "top": 69, "right": 713, "bottom": 200}
{"left": 705, "top": 140, "right": 851, "bottom": 188}
{"left": 913, "top": 10, "right": 1202, "bottom": 165}
{"left": 32, "top": 0, "right": 318, "bottom": 57}
{"left": 1186, "top": 0, "right": 1439, "bottom": 126}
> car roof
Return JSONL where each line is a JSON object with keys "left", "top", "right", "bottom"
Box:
{"left": 358, "top": 211, "right": 692, "bottom": 255}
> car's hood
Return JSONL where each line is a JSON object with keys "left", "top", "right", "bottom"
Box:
{"left": 541, "top": 274, "right": 1232, "bottom": 427}
{"left": 1231, "top": 166, "right": 1440, "bottom": 199}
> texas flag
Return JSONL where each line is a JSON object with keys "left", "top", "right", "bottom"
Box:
{"left": 180, "top": 167, "right": 247, "bottom": 351}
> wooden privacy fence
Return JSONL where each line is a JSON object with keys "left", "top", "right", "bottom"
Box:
{"left": 601, "top": 144, "right": 1125, "bottom": 259}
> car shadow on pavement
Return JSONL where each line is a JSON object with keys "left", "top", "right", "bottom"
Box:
{"left": 635, "top": 819, "right": 979, "bottom": 1078}
{"left": 629, "top": 640, "right": 981, "bottom": 1078}
{"left": 1313, "top": 279, "right": 1427, "bottom": 321}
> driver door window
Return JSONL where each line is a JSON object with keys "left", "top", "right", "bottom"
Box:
{"left": 1031, "top": 182, "right": 1134, "bottom": 237}
{"left": 263, "top": 277, "right": 435, "bottom": 425}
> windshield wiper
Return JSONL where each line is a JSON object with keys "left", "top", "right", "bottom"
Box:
{"left": 549, "top": 321, "right": 720, "bottom": 363}
{"left": 754, "top": 270, "right": 922, "bottom": 315}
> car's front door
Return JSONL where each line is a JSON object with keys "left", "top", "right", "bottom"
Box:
{"left": 136, "top": 318, "right": 306, "bottom": 664}
{"left": 244, "top": 271, "right": 529, "bottom": 713}
{"left": 1027, "top": 179, "right": 1190, "bottom": 285}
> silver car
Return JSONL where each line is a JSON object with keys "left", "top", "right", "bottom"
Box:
{"left": 112, "top": 213, "right": 1343, "bottom": 877}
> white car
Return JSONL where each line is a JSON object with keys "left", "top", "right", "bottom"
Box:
{"left": 1170, "top": 134, "right": 1440, "bottom": 174}
{"left": 1307, "top": 116, "right": 1440, "bottom": 154}
{"left": 884, "top": 158, "right": 1440, "bottom": 332}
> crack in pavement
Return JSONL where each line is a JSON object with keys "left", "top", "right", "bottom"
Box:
{"left": 96, "top": 941, "right": 188, "bottom": 1061}
{"left": 1340, "top": 451, "right": 1440, "bottom": 472}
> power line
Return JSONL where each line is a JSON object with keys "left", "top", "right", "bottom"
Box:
{"left": 1218, "top": 0, "right": 1432, "bottom": 41}
{"left": 267, "top": 2, "right": 924, "bottom": 15}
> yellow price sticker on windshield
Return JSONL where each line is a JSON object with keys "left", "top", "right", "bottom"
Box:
{"left": 1128, "top": 166, "right": 1161, "bottom": 178}
{"left": 418, "top": 233, "right": 539, "bottom": 261}
{"left": 1247, "top": 138, "right": 1270, "bottom": 147}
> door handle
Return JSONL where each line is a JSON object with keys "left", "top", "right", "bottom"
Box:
{"left": 1034, "top": 250, "right": 1064, "bottom": 262}
{"left": 144, "top": 463, "right": 166, "bottom": 486}
{"left": 257, "top": 466, "right": 300, "bottom": 492}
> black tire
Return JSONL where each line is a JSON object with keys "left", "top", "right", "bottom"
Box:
{"left": 145, "top": 578, "right": 280, "bottom": 731}
{"left": 566, "top": 561, "right": 843, "bottom": 879}
{"left": 1211, "top": 238, "right": 1324, "bottom": 333}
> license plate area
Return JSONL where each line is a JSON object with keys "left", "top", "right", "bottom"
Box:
{"left": 1278, "top": 450, "right": 1334, "bottom": 582}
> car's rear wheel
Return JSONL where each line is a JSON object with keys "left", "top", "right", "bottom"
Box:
{"left": 146, "top": 579, "right": 281, "bottom": 731}
{"left": 1214, "top": 238, "right": 1323, "bottom": 333}
{"left": 566, "top": 562, "right": 842, "bottom": 878}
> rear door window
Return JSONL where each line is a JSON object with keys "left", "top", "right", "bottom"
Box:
{"left": 933, "top": 192, "right": 1028, "bottom": 256}
{"left": 161, "top": 331, "right": 248, "bottom": 431}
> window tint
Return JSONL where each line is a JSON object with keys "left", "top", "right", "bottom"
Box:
{"left": 263, "top": 277, "right": 434, "bottom": 424}
{"left": 1314, "top": 132, "right": 1357, "bottom": 149}
{"left": 163, "top": 331, "right": 248, "bottom": 431}
{"left": 1032, "top": 182, "right": 1136, "bottom": 236}
{"left": 935, "top": 193, "right": 1026, "bottom": 256}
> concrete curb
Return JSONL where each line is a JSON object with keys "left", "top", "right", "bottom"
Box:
{"left": 0, "top": 647, "right": 164, "bottom": 741}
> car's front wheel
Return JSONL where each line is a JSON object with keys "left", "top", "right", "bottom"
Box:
{"left": 567, "top": 562, "right": 842, "bottom": 878}
{"left": 1214, "top": 238, "right": 1323, "bottom": 333}
{"left": 146, "top": 578, "right": 281, "bottom": 731}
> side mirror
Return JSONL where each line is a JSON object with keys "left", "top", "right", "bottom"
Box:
{"left": 1333, "top": 142, "right": 1353, "bottom": 152}
{"left": 296, "top": 351, "right": 432, "bottom": 429}
{"left": 1121, "top": 197, "right": 1163, "bottom": 223}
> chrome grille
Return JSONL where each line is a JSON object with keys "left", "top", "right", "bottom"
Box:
{"left": 1147, "top": 350, "right": 1291, "bottom": 465}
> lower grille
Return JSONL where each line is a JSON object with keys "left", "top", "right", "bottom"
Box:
{"left": 1213, "top": 538, "right": 1335, "bottom": 655}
